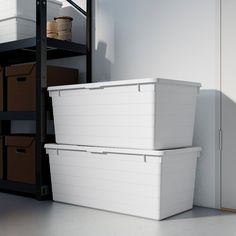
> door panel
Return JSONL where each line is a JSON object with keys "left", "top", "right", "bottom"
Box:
{"left": 221, "top": 0, "right": 236, "bottom": 209}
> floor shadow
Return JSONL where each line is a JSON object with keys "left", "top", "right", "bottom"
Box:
{"left": 164, "top": 207, "right": 233, "bottom": 221}
{"left": 0, "top": 193, "right": 53, "bottom": 220}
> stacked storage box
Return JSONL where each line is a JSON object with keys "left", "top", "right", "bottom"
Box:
{"left": 45, "top": 78, "right": 202, "bottom": 220}
{"left": 0, "top": 67, "right": 3, "bottom": 111}
{"left": 0, "top": 0, "right": 62, "bottom": 43}
{"left": 7, "top": 64, "right": 78, "bottom": 111}
{"left": 6, "top": 136, "right": 36, "bottom": 184}
{"left": 0, "top": 135, "right": 37, "bottom": 183}
{"left": 0, "top": 69, "right": 3, "bottom": 179}
{"left": 0, "top": 64, "right": 79, "bottom": 184}
{"left": 0, "top": 137, "right": 3, "bottom": 179}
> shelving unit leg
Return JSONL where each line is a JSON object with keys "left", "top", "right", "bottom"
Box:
{"left": 86, "top": 0, "right": 92, "bottom": 83}
{"left": 36, "top": 0, "right": 49, "bottom": 199}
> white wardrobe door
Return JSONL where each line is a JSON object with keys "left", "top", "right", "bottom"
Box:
{"left": 221, "top": 0, "right": 236, "bottom": 209}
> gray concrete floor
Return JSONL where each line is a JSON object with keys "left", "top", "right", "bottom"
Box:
{"left": 0, "top": 193, "right": 235, "bottom": 236}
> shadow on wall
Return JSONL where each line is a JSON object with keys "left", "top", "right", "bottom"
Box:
{"left": 193, "top": 89, "right": 220, "bottom": 208}
{"left": 170, "top": 89, "right": 236, "bottom": 216}
{"left": 216, "top": 91, "right": 236, "bottom": 209}
{"left": 93, "top": 41, "right": 112, "bottom": 82}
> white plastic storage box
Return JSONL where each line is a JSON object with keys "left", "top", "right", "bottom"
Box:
{"left": 0, "top": 0, "right": 62, "bottom": 21}
{"left": 45, "top": 144, "right": 201, "bottom": 220}
{"left": 0, "top": 0, "right": 62, "bottom": 43}
{"left": 0, "top": 17, "right": 35, "bottom": 44}
{"left": 49, "top": 78, "right": 201, "bottom": 149}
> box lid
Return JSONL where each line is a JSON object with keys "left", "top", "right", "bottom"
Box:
{"left": 0, "top": 16, "right": 36, "bottom": 23}
{"left": 6, "top": 64, "right": 35, "bottom": 77}
{"left": 6, "top": 136, "right": 35, "bottom": 148}
{"left": 54, "top": 16, "right": 73, "bottom": 21}
{"left": 0, "top": 0, "right": 61, "bottom": 22}
{"left": 45, "top": 144, "right": 201, "bottom": 157}
{"left": 48, "top": 78, "right": 201, "bottom": 92}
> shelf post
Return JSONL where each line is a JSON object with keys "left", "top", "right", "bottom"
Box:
{"left": 86, "top": 0, "right": 92, "bottom": 83}
{"left": 36, "top": 0, "right": 48, "bottom": 199}
{"left": 1, "top": 67, "right": 10, "bottom": 181}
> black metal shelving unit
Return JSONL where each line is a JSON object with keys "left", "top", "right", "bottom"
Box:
{"left": 0, "top": 0, "right": 92, "bottom": 199}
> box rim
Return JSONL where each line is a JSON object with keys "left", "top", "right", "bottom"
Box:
{"left": 48, "top": 78, "right": 202, "bottom": 92}
{"left": 45, "top": 144, "right": 202, "bottom": 157}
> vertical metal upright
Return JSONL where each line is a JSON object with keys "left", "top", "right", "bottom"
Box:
{"left": 65, "top": 0, "right": 92, "bottom": 83}
{"left": 34, "top": 0, "right": 92, "bottom": 199}
{"left": 86, "top": 0, "right": 92, "bottom": 83}
{"left": 36, "top": 0, "right": 47, "bottom": 199}
{"left": 1, "top": 67, "right": 10, "bottom": 181}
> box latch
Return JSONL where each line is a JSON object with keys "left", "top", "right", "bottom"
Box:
{"left": 144, "top": 155, "right": 147, "bottom": 163}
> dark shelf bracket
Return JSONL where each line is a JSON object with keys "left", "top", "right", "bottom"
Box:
{"left": 0, "top": 180, "right": 37, "bottom": 195}
{"left": 66, "top": 0, "right": 87, "bottom": 16}
{"left": 0, "top": 112, "right": 36, "bottom": 120}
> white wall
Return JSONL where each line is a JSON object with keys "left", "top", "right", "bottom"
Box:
{"left": 49, "top": 0, "right": 87, "bottom": 81}
{"left": 51, "top": 0, "right": 221, "bottom": 208}
{"left": 93, "top": 0, "right": 220, "bottom": 208}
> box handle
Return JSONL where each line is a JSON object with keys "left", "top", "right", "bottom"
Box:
{"left": 89, "top": 151, "right": 107, "bottom": 155}
{"left": 16, "top": 148, "right": 26, "bottom": 154}
{"left": 88, "top": 86, "right": 104, "bottom": 90}
{"left": 16, "top": 77, "right": 27, "bottom": 82}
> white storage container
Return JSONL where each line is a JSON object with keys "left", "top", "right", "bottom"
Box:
{"left": 0, "top": 0, "right": 62, "bottom": 43}
{"left": 45, "top": 144, "right": 201, "bottom": 220}
{"left": 0, "top": 0, "right": 62, "bottom": 21}
{"left": 0, "top": 17, "right": 35, "bottom": 43}
{"left": 49, "top": 78, "right": 201, "bottom": 149}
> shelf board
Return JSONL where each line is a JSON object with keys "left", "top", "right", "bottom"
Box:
{"left": 0, "top": 112, "right": 36, "bottom": 120}
{"left": 0, "top": 180, "right": 37, "bottom": 195}
{"left": 0, "top": 37, "right": 87, "bottom": 65}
